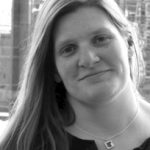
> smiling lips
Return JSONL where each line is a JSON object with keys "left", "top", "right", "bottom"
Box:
{"left": 79, "top": 70, "right": 110, "bottom": 81}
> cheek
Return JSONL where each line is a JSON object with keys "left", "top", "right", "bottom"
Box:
{"left": 110, "top": 40, "right": 128, "bottom": 62}
{"left": 56, "top": 58, "right": 78, "bottom": 82}
{"left": 105, "top": 42, "right": 129, "bottom": 74}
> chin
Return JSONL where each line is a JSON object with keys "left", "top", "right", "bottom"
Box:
{"left": 82, "top": 85, "right": 123, "bottom": 105}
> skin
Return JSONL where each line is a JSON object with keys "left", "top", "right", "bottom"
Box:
{"left": 54, "top": 7, "right": 131, "bottom": 105}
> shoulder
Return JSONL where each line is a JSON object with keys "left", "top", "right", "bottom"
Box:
{"left": 134, "top": 137, "right": 150, "bottom": 150}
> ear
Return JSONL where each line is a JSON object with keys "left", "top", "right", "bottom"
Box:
{"left": 127, "top": 35, "right": 134, "bottom": 47}
{"left": 128, "top": 47, "right": 134, "bottom": 59}
{"left": 127, "top": 36, "right": 134, "bottom": 59}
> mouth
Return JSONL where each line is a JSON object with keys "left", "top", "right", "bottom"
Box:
{"left": 78, "top": 70, "right": 111, "bottom": 81}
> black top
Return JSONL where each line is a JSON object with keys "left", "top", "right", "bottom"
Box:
{"left": 68, "top": 133, "right": 150, "bottom": 150}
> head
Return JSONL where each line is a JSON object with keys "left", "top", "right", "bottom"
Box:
{"left": 26, "top": 0, "right": 145, "bottom": 131}
{"left": 2, "top": 0, "right": 145, "bottom": 150}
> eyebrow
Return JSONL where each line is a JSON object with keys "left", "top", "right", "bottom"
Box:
{"left": 90, "top": 27, "right": 113, "bottom": 36}
{"left": 55, "top": 27, "right": 113, "bottom": 50}
{"left": 55, "top": 39, "right": 76, "bottom": 52}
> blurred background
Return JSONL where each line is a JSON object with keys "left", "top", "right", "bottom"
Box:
{"left": 0, "top": 0, "right": 150, "bottom": 121}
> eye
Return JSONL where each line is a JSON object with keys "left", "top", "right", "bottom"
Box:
{"left": 92, "top": 35, "right": 112, "bottom": 46}
{"left": 60, "top": 44, "right": 78, "bottom": 57}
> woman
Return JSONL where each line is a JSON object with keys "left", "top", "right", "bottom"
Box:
{"left": 1, "top": 0, "right": 150, "bottom": 150}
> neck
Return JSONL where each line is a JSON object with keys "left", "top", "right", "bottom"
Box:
{"left": 67, "top": 84, "right": 139, "bottom": 139}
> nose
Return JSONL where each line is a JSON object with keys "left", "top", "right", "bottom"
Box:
{"left": 78, "top": 48, "right": 100, "bottom": 68}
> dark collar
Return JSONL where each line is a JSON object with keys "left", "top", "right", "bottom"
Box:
{"left": 67, "top": 133, "right": 150, "bottom": 150}
{"left": 67, "top": 133, "right": 98, "bottom": 150}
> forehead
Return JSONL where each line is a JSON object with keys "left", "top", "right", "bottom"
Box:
{"left": 54, "top": 7, "right": 119, "bottom": 45}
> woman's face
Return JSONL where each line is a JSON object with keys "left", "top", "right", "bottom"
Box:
{"left": 54, "top": 7, "right": 131, "bottom": 104}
